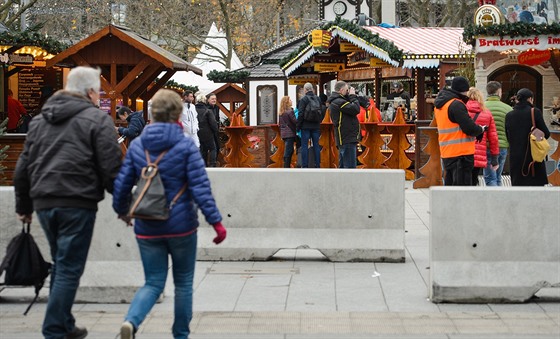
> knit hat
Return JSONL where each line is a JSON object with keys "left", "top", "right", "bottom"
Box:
{"left": 451, "top": 76, "right": 470, "bottom": 93}
{"left": 516, "top": 88, "right": 534, "bottom": 101}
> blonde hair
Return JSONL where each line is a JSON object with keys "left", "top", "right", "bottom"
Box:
{"left": 467, "top": 87, "right": 487, "bottom": 111}
{"left": 279, "top": 96, "right": 292, "bottom": 115}
{"left": 151, "top": 89, "right": 183, "bottom": 122}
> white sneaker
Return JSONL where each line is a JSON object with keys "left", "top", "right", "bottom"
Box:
{"left": 120, "top": 321, "right": 135, "bottom": 339}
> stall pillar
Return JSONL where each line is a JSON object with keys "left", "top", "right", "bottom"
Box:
{"left": 383, "top": 107, "right": 414, "bottom": 179}
{"left": 358, "top": 104, "right": 387, "bottom": 169}
{"left": 413, "top": 119, "right": 443, "bottom": 188}
{"left": 320, "top": 109, "right": 338, "bottom": 168}
{"left": 224, "top": 113, "right": 254, "bottom": 167}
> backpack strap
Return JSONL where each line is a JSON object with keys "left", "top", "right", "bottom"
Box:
{"left": 145, "top": 149, "right": 167, "bottom": 166}
{"left": 143, "top": 149, "right": 187, "bottom": 210}
{"left": 169, "top": 183, "right": 188, "bottom": 210}
{"left": 522, "top": 108, "right": 536, "bottom": 177}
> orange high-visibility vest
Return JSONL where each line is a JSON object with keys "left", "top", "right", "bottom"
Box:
{"left": 435, "top": 99, "right": 475, "bottom": 158}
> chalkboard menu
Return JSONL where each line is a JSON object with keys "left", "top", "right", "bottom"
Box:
{"left": 18, "top": 68, "right": 63, "bottom": 114}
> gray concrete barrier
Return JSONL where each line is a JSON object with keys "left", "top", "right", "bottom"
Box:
{"left": 196, "top": 168, "right": 406, "bottom": 262}
{"left": 0, "top": 168, "right": 405, "bottom": 302}
{"left": 429, "top": 187, "right": 560, "bottom": 303}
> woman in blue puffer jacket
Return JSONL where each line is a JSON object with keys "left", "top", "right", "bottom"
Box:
{"left": 112, "top": 89, "right": 226, "bottom": 339}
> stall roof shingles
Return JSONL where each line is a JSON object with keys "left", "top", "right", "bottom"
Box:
{"left": 249, "top": 64, "right": 285, "bottom": 78}
{"left": 363, "top": 26, "right": 470, "bottom": 56}
{"left": 246, "top": 34, "right": 309, "bottom": 78}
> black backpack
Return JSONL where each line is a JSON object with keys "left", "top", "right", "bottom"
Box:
{"left": 304, "top": 96, "right": 323, "bottom": 123}
{"left": 0, "top": 222, "right": 51, "bottom": 315}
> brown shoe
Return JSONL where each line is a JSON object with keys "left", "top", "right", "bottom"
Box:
{"left": 65, "top": 326, "right": 87, "bottom": 339}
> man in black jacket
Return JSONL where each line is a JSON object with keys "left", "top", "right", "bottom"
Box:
{"left": 14, "top": 66, "right": 122, "bottom": 339}
{"left": 328, "top": 81, "right": 361, "bottom": 168}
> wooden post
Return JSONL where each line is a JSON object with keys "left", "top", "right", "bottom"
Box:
{"left": 413, "top": 119, "right": 443, "bottom": 188}
{"left": 224, "top": 112, "right": 254, "bottom": 167}
{"left": 358, "top": 104, "right": 387, "bottom": 169}
{"left": 268, "top": 124, "right": 284, "bottom": 168}
{"left": 383, "top": 107, "right": 414, "bottom": 180}
{"left": 319, "top": 108, "right": 338, "bottom": 168}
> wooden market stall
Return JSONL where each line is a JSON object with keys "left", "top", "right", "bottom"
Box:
{"left": 46, "top": 24, "right": 202, "bottom": 119}
{"left": 1, "top": 25, "right": 202, "bottom": 185}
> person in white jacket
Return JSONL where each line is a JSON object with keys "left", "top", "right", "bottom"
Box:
{"left": 181, "top": 90, "right": 200, "bottom": 147}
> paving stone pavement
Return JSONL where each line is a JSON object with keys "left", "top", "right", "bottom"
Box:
{"left": 1, "top": 184, "right": 559, "bottom": 338}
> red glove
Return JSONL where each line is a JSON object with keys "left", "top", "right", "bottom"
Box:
{"left": 212, "top": 222, "right": 227, "bottom": 244}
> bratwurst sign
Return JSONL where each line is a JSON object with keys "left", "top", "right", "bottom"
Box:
{"left": 475, "top": 35, "right": 560, "bottom": 53}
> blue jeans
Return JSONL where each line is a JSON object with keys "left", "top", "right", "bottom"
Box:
{"left": 338, "top": 143, "right": 357, "bottom": 168}
{"left": 37, "top": 207, "right": 96, "bottom": 339}
{"left": 125, "top": 233, "right": 197, "bottom": 339}
{"left": 300, "top": 128, "right": 321, "bottom": 168}
{"left": 483, "top": 148, "right": 508, "bottom": 186}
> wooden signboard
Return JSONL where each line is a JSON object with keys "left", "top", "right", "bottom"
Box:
{"left": 17, "top": 68, "right": 63, "bottom": 114}
{"left": 340, "top": 42, "right": 362, "bottom": 53}
{"left": 314, "top": 63, "right": 345, "bottom": 72}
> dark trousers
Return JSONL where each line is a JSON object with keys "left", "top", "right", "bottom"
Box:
{"left": 283, "top": 137, "right": 295, "bottom": 168}
{"left": 37, "top": 207, "right": 96, "bottom": 339}
{"left": 443, "top": 155, "right": 474, "bottom": 186}
{"left": 200, "top": 140, "right": 217, "bottom": 167}
{"left": 471, "top": 167, "right": 481, "bottom": 186}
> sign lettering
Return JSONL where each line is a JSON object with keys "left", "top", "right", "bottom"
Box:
{"left": 476, "top": 35, "right": 560, "bottom": 53}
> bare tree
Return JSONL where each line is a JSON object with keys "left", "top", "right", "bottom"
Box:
{"left": 1, "top": 0, "right": 40, "bottom": 30}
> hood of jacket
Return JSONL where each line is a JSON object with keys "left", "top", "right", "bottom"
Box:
{"left": 327, "top": 92, "right": 346, "bottom": 104}
{"left": 138, "top": 122, "right": 185, "bottom": 154}
{"left": 41, "top": 90, "right": 96, "bottom": 124}
{"left": 127, "top": 111, "right": 143, "bottom": 122}
{"left": 434, "top": 89, "right": 468, "bottom": 108}
{"left": 466, "top": 100, "right": 483, "bottom": 113}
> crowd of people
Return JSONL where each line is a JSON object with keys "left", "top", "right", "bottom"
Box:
{"left": 115, "top": 90, "right": 222, "bottom": 168}
{"left": 7, "top": 65, "right": 557, "bottom": 339}
{"left": 434, "top": 76, "right": 551, "bottom": 187}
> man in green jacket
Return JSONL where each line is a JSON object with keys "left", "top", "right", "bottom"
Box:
{"left": 484, "top": 81, "right": 512, "bottom": 186}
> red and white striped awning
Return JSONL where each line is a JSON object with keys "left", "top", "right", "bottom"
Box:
{"left": 363, "top": 26, "right": 471, "bottom": 68}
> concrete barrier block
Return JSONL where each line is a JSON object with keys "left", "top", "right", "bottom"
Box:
{"left": 429, "top": 187, "right": 560, "bottom": 303}
{"left": 197, "top": 168, "right": 406, "bottom": 262}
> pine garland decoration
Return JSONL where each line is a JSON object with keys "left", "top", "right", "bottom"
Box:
{"left": 0, "top": 25, "right": 69, "bottom": 54}
{"left": 207, "top": 69, "right": 250, "bottom": 83}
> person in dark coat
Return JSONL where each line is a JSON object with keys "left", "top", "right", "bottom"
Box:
{"left": 112, "top": 89, "right": 226, "bottom": 339}
{"left": 116, "top": 106, "right": 146, "bottom": 143}
{"left": 278, "top": 96, "right": 297, "bottom": 167}
{"left": 505, "top": 88, "right": 551, "bottom": 186}
{"left": 195, "top": 93, "right": 219, "bottom": 167}
{"left": 328, "top": 81, "right": 361, "bottom": 168}
{"left": 14, "top": 66, "right": 122, "bottom": 339}
{"left": 206, "top": 93, "right": 221, "bottom": 161}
